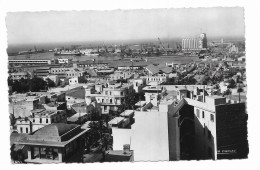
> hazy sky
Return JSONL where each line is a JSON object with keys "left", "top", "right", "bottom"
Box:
{"left": 6, "top": 7, "right": 244, "bottom": 45}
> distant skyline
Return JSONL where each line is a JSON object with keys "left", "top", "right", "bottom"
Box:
{"left": 6, "top": 7, "right": 245, "bottom": 45}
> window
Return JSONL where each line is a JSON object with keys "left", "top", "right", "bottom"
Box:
{"left": 20, "top": 127, "right": 23, "bottom": 133}
{"left": 46, "top": 119, "right": 48, "bottom": 123}
{"left": 40, "top": 118, "right": 42, "bottom": 123}
{"left": 33, "top": 119, "right": 35, "bottom": 123}
{"left": 202, "top": 111, "right": 205, "bottom": 118}
{"left": 26, "top": 127, "right": 28, "bottom": 133}
{"left": 210, "top": 114, "right": 214, "bottom": 122}
{"left": 196, "top": 109, "right": 200, "bottom": 118}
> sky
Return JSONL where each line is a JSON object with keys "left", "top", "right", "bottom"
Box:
{"left": 6, "top": 7, "right": 245, "bottom": 45}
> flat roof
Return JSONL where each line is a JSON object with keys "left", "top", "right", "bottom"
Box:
{"left": 68, "top": 112, "right": 88, "bottom": 120}
{"left": 206, "top": 95, "right": 226, "bottom": 99}
{"left": 120, "top": 110, "right": 134, "bottom": 117}
{"left": 135, "top": 101, "right": 146, "bottom": 107}
{"left": 108, "top": 117, "right": 125, "bottom": 125}
{"left": 143, "top": 86, "right": 162, "bottom": 91}
{"left": 16, "top": 128, "right": 89, "bottom": 147}
{"left": 32, "top": 109, "right": 57, "bottom": 117}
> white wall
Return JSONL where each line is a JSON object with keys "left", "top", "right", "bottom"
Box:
{"left": 112, "top": 111, "right": 169, "bottom": 161}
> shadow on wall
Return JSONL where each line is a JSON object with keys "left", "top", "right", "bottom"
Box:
{"left": 178, "top": 104, "right": 215, "bottom": 160}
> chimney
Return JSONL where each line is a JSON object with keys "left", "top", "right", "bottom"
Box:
{"left": 123, "top": 144, "right": 130, "bottom": 154}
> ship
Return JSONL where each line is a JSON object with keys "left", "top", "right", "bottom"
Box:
{"left": 54, "top": 50, "right": 82, "bottom": 56}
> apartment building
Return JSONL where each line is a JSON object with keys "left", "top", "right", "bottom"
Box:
{"left": 84, "top": 82, "right": 134, "bottom": 114}
{"left": 15, "top": 109, "right": 67, "bottom": 134}
{"left": 30, "top": 109, "right": 67, "bottom": 132}
{"left": 9, "top": 71, "right": 31, "bottom": 81}
{"left": 112, "top": 85, "right": 248, "bottom": 161}
{"left": 167, "top": 86, "right": 248, "bottom": 160}
{"left": 66, "top": 69, "right": 85, "bottom": 78}
{"left": 110, "top": 71, "right": 134, "bottom": 81}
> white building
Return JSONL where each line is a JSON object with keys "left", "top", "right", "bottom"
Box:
{"left": 9, "top": 71, "right": 31, "bottom": 81}
{"left": 110, "top": 71, "right": 133, "bottom": 81}
{"left": 229, "top": 44, "right": 239, "bottom": 53}
{"left": 112, "top": 85, "right": 248, "bottom": 161}
{"left": 16, "top": 109, "right": 67, "bottom": 134}
{"left": 66, "top": 69, "right": 85, "bottom": 78}
{"left": 131, "top": 78, "right": 146, "bottom": 93}
{"left": 84, "top": 82, "right": 134, "bottom": 114}
{"left": 30, "top": 109, "right": 67, "bottom": 132}
{"left": 69, "top": 77, "right": 79, "bottom": 85}
{"left": 237, "top": 56, "right": 246, "bottom": 62}
{"left": 43, "top": 75, "right": 59, "bottom": 85}
{"left": 58, "top": 58, "right": 71, "bottom": 64}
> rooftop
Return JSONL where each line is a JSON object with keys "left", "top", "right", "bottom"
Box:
{"left": 120, "top": 110, "right": 134, "bottom": 117}
{"left": 17, "top": 124, "right": 89, "bottom": 147}
{"left": 10, "top": 133, "right": 29, "bottom": 146}
{"left": 65, "top": 86, "right": 85, "bottom": 99}
{"left": 33, "top": 123, "right": 78, "bottom": 137}
{"left": 143, "top": 86, "right": 163, "bottom": 91}
{"left": 146, "top": 64, "right": 159, "bottom": 75}
{"left": 108, "top": 117, "right": 125, "bottom": 125}
{"left": 105, "top": 150, "right": 133, "bottom": 162}
{"left": 67, "top": 112, "right": 88, "bottom": 122}
{"left": 31, "top": 109, "right": 58, "bottom": 117}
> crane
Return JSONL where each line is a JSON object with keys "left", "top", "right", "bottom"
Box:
{"left": 158, "top": 37, "right": 166, "bottom": 54}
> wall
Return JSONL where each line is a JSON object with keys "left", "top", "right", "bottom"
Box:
{"left": 131, "top": 111, "right": 169, "bottom": 161}
{"left": 16, "top": 120, "right": 31, "bottom": 134}
{"left": 168, "top": 115, "right": 180, "bottom": 160}
{"left": 193, "top": 106, "right": 216, "bottom": 160}
{"left": 215, "top": 103, "right": 248, "bottom": 159}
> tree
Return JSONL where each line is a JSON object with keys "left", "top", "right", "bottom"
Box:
{"left": 222, "top": 88, "right": 232, "bottom": 97}
{"left": 20, "top": 78, "right": 30, "bottom": 92}
{"left": 227, "top": 79, "right": 236, "bottom": 88}
{"left": 117, "top": 92, "right": 137, "bottom": 115}
{"left": 78, "top": 76, "right": 88, "bottom": 83}
{"left": 10, "top": 145, "right": 25, "bottom": 163}
{"left": 88, "top": 119, "right": 112, "bottom": 161}
{"left": 46, "top": 78, "right": 56, "bottom": 88}
{"left": 11, "top": 80, "right": 21, "bottom": 93}
{"left": 29, "top": 77, "right": 47, "bottom": 92}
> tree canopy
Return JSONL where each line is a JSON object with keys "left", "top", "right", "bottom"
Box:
{"left": 8, "top": 77, "right": 47, "bottom": 93}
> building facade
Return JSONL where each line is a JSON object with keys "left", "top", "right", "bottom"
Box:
{"left": 84, "top": 83, "right": 134, "bottom": 114}
{"left": 182, "top": 33, "right": 207, "bottom": 52}
{"left": 16, "top": 123, "right": 90, "bottom": 163}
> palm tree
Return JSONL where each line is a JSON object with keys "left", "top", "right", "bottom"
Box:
{"left": 88, "top": 119, "right": 112, "bottom": 161}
